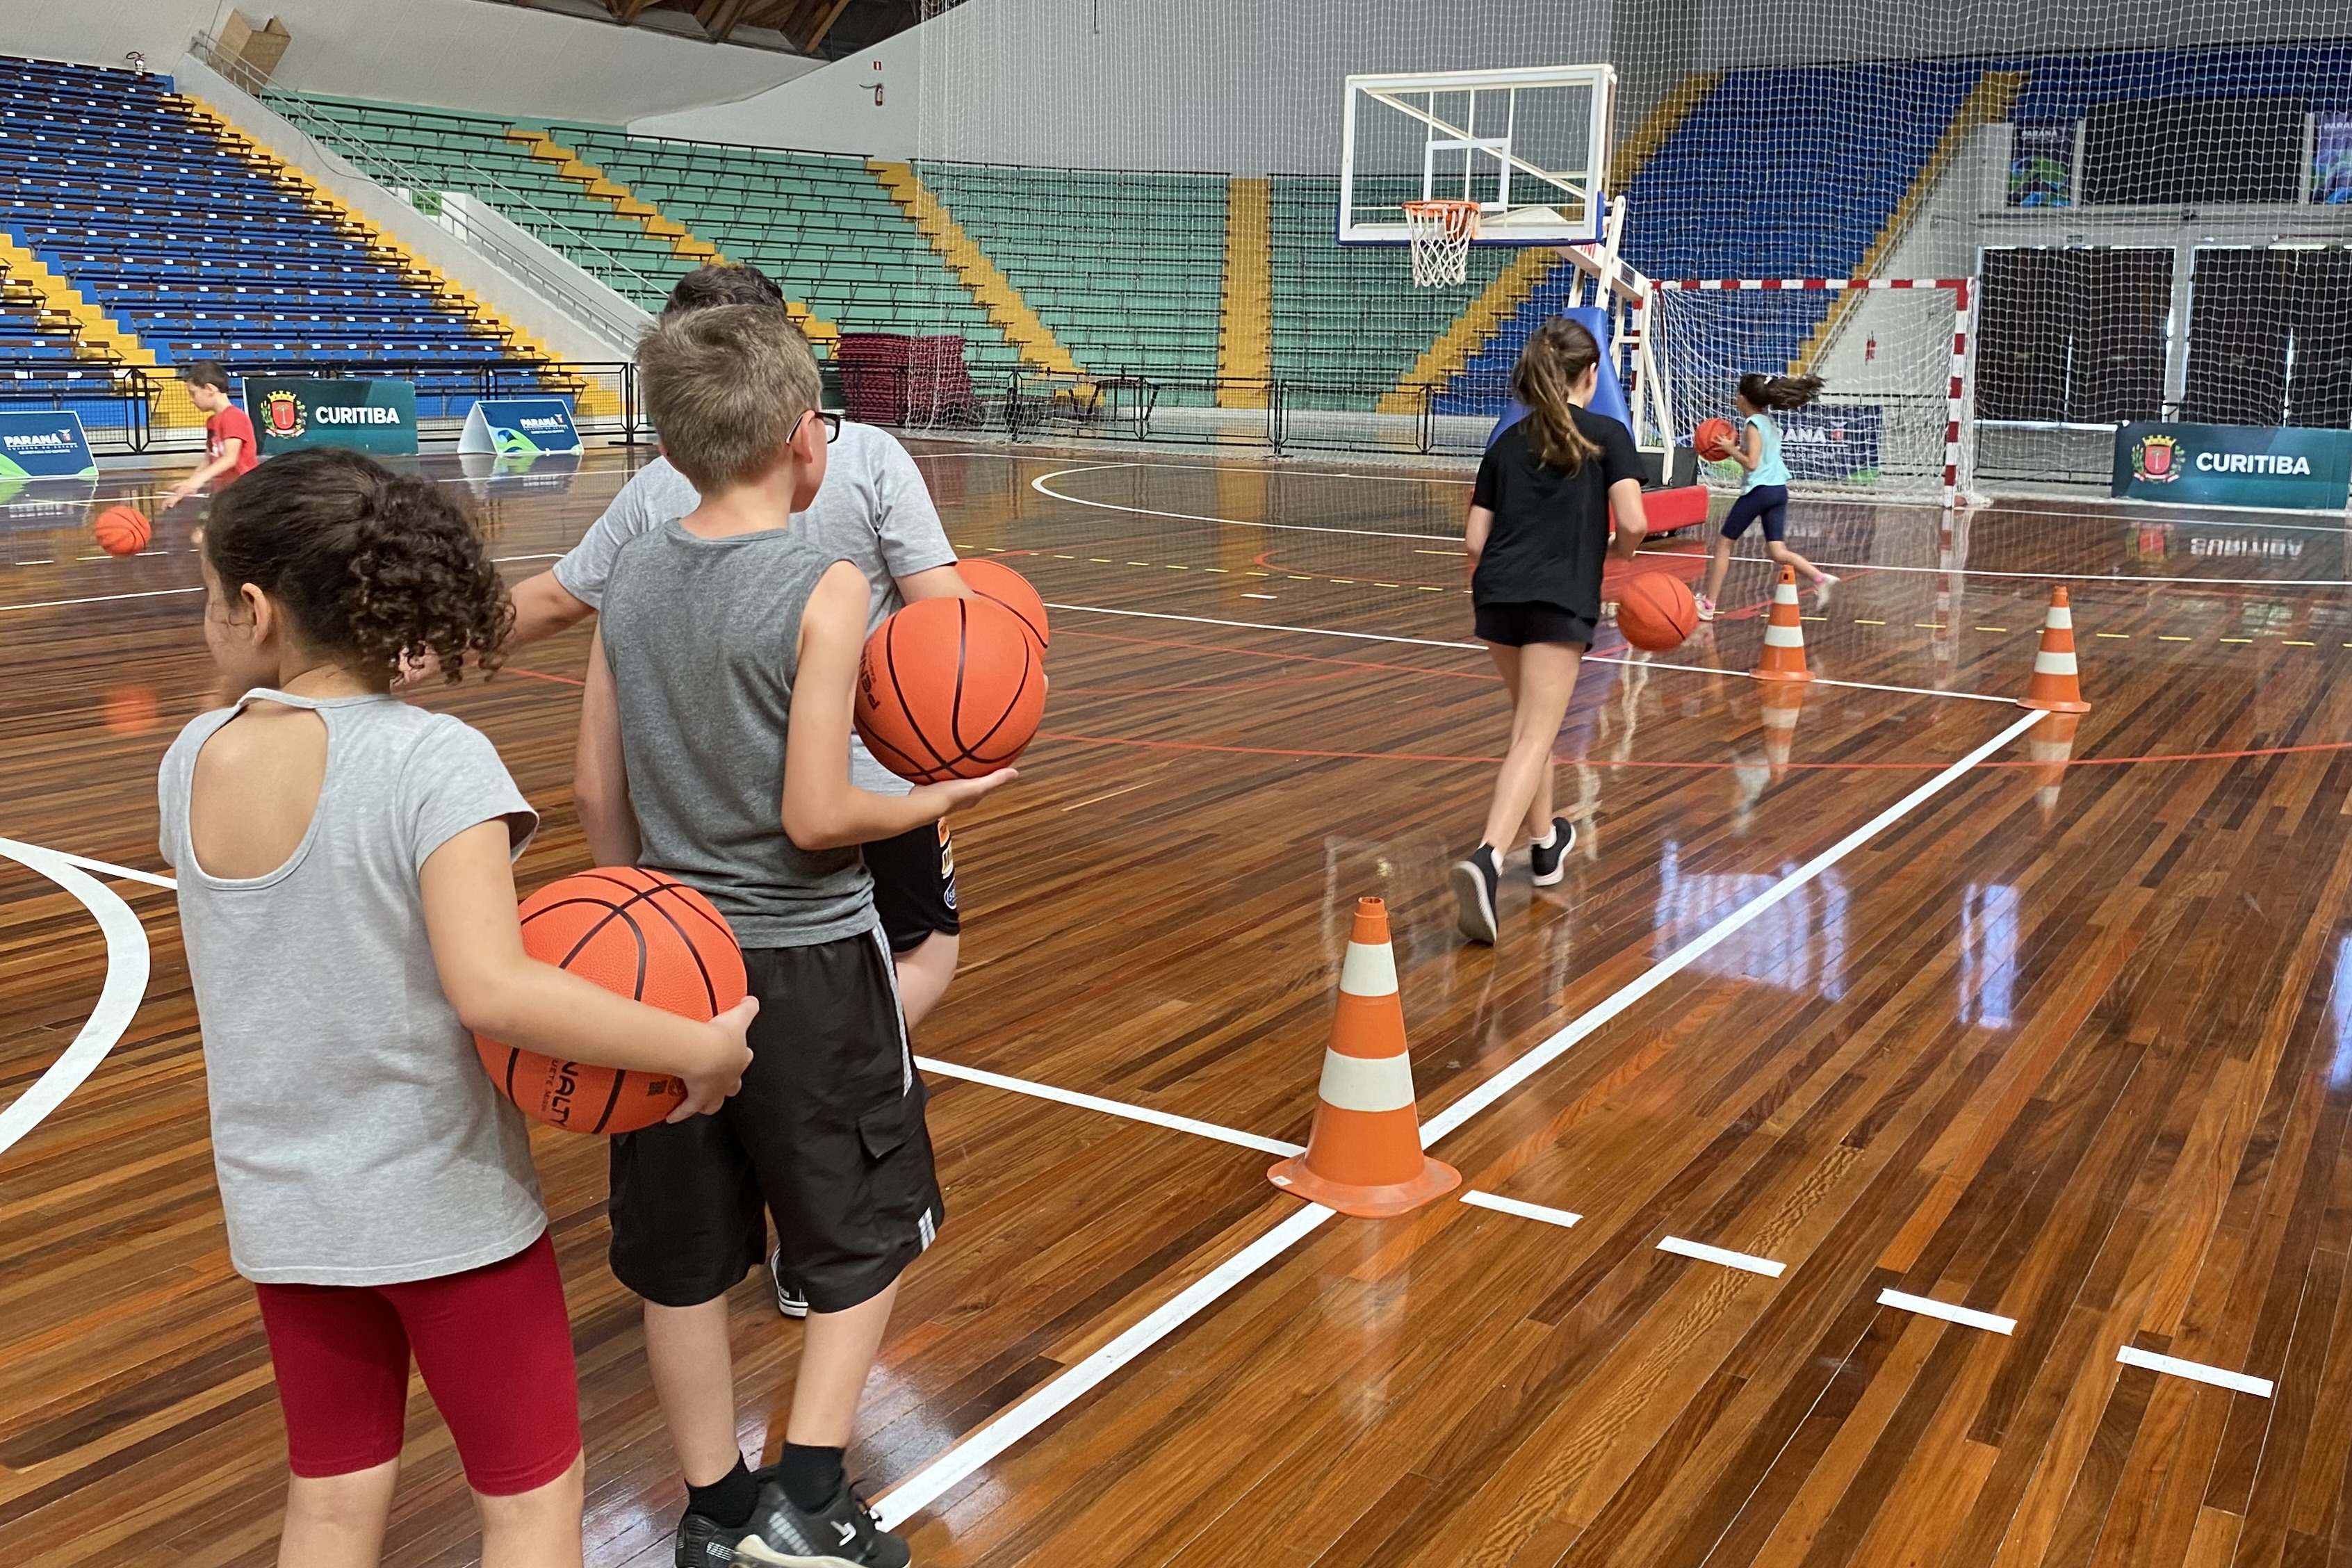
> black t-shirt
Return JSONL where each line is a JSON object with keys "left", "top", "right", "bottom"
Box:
{"left": 1469, "top": 409, "right": 1643, "bottom": 619}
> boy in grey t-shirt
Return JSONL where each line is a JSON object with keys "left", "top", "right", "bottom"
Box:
{"left": 578, "top": 305, "right": 1014, "bottom": 1565}
{"left": 495, "top": 266, "right": 973, "bottom": 1050}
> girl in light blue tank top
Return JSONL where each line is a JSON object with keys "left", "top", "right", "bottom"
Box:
{"left": 1696, "top": 370, "right": 1838, "bottom": 620}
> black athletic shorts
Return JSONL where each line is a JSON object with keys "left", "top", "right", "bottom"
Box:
{"left": 606, "top": 931, "right": 942, "bottom": 1314}
{"left": 1473, "top": 600, "right": 1596, "bottom": 648}
{"left": 864, "top": 821, "right": 959, "bottom": 956}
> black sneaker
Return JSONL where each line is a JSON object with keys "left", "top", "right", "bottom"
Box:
{"left": 736, "top": 1477, "right": 909, "bottom": 1567}
{"left": 1528, "top": 817, "right": 1576, "bottom": 887}
{"left": 675, "top": 1505, "right": 769, "bottom": 1567}
{"left": 1449, "top": 844, "right": 1501, "bottom": 945}
{"left": 768, "top": 1247, "right": 808, "bottom": 1319}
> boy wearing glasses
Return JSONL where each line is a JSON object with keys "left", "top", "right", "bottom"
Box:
{"left": 576, "top": 302, "right": 1015, "bottom": 1567}
{"left": 502, "top": 266, "right": 973, "bottom": 1047}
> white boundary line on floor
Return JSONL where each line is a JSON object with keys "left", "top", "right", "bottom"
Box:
{"left": 869, "top": 1202, "right": 1338, "bottom": 1530}
{"left": 1031, "top": 466, "right": 1462, "bottom": 541}
{"left": 1877, "top": 1287, "right": 2017, "bottom": 1335}
{"left": 0, "top": 553, "right": 575, "bottom": 616}
{"left": 1045, "top": 603, "right": 2017, "bottom": 704}
{"left": 47, "top": 850, "right": 176, "bottom": 890}
{"left": 914, "top": 1054, "right": 1301, "bottom": 1157}
{"left": 1731, "top": 553, "right": 2352, "bottom": 590}
{"left": 1416, "top": 708, "right": 2043, "bottom": 1144}
{"left": 2116, "top": 1345, "right": 2273, "bottom": 1398}
{"left": 1462, "top": 1191, "right": 1582, "bottom": 1229}
{"left": 871, "top": 705, "right": 2044, "bottom": 1526}
{"left": 1658, "top": 1235, "right": 1786, "bottom": 1277}
{"left": 0, "top": 837, "right": 152, "bottom": 1157}
{"left": 917, "top": 448, "right": 1477, "bottom": 487}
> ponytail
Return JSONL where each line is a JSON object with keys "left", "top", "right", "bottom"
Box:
{"left": 1736, "top": 371, "right": 1824, "bottom": 411}
{"left": 204, "top": 447, "right": 512, "bottom": 684}
{"left": 1512, "top": 317, "right": 1606, "bottom": 474}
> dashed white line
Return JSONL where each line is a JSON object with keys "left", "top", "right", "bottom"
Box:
{"left": 1462, "top": 1191, "right": 1583, "bottom": 1229}
{"left": 2116, "top": 1345, "right": 2273, "bottom": 1397}
{"left": 1658, "top": 1235, "right": 1785, "bottom": 1277}
{"left": 1877, "top": 1287, "right": 2017, "bottom": 1335}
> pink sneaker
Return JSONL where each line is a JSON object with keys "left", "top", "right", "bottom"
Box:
{"left": 1693, "top": 591, "right": 1717, "bottom": 622}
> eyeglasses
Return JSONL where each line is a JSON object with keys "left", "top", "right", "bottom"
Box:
{"left": 797, "top": 409, "right": 841, "bottom": 444}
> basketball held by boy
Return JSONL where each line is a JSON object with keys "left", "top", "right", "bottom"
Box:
{"left": 160, "top": 447, "right": 753, "bottom": 1568}
{"left": 575, "top": 303, "right": 1014, "bottom": 1567}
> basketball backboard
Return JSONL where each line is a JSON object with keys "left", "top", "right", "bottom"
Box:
{"left": 1339, "top": 65, "right": 1615, "bottom": 247}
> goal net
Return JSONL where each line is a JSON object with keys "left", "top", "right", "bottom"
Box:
{"left": 1643, "top": 280, "right": 1975, "bottom": 505}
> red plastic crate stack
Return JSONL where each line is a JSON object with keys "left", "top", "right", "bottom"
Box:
{"left": 836, "top": 333, "right": 976, "bottom": 425}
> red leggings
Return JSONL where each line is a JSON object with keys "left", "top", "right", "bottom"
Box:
{"left": 252, "top": 1232, "right": 582, "bottom": 1496}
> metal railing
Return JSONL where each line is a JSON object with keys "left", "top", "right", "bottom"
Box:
{"left": 0, "top": 365, "right": 156, "bottom": 451}
{"left": 188, "top": 33, "right": 666, "bottom": 345}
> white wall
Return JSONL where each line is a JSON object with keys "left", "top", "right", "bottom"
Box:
{"left": 636, "top": 0, "right": 1614, "bottom": 173}
{"left": 0, "top": 0, "right": 811, "bottom": 122}
{"left": 1695, "top": 0, "right": 2352, "bottom": 67}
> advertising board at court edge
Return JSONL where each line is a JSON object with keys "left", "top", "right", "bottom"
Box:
{"left": 243, "top": 376, "right": 419, "bottom": 457}
{"left": 2112, "top": 421, "right": 2352, "bottom": 510}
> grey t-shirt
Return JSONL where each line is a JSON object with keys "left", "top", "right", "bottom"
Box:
{"left": 553, "top": 423, "right": 954, "bottom": 796}
{"left": 158, "top": 692, "right": 544, "bottom": 1287}
{"left": 602, "top": 519, "right": 876, "bottom": 948}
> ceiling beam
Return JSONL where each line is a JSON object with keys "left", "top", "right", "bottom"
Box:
{"left": 790, "top": 0, "right": 856, "bottom": 54}
{"left": 694, "top": 0, "right": 758, "bottom": 42}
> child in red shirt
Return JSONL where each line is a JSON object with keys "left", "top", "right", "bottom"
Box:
{"left": 163, "top": 359, "right": 259, "bottom": 509}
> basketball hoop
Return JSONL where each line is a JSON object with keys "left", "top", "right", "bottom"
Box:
{"left": 1400, "top": 199, "right": 1480, "bottom": 288}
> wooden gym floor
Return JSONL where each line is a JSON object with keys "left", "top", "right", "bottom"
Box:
{"left": 5, "top": 442, "right": 2352, "bottom": 1567}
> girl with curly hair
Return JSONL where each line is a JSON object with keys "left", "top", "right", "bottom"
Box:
{"left": 158, "top": 448, "right": 754, "bottom": 1568}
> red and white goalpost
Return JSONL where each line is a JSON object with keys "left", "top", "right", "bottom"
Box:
{"left": 1634, "top": 277, "right": 1978, "bottom": 508}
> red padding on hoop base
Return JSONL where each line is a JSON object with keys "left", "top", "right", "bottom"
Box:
{"left": 1641, "top": 484, "right": 1710, "bottom": 532}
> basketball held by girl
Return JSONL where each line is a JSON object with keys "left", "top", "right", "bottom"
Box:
{"left": 1694, "top": 372, "right": 1838, "bottom": 621}
{"left": 158, "top": 447, "right": 753, "bottom": 1568}
{"left": 1449, "top": 317, "right": 1649, "bottom": 946}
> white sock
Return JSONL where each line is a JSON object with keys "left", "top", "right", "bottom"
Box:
{"left": 1535, "top": 822, "right": 1558, "bottom": 851}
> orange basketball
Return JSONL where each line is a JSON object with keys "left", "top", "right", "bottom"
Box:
{"left": 93, "top": 504, "right": 150, "bottom": 557}
{"left": 856, "top": 596, "right": 1045, "bottom": 783}
{"left": 1615, "top": 572, "right": 1698, "bottom": 652}
{"left": 958, "top": 557, "right": 1049, "bottom": 653}
{"left": 1693, "top": 417, "right": 1739, "bottom": 462}
{"left": 473, "top": 867, "right": 746, "bottom": 1134}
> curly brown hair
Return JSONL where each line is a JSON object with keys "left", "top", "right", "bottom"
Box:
{"left": 204, "top": 448, "right": 512, "bottom": 685}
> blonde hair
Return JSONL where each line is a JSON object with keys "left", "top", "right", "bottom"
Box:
{"left": 1512, "top": 318, "right": 1605, "bottom": 473}
{"left": 635, "top": 304, "right": 821, "bottom": 491}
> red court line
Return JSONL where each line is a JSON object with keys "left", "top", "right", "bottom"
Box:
{"left": 498, "top": 664, "right": 585, "bottom": 688}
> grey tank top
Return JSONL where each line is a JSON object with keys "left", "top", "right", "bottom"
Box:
{"left": 601, "top": 518, "right": 876, "bottom": 947}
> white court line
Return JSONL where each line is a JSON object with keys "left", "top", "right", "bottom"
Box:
{"left": 0, "top": 837, "right": 152, "bottom": 1157}
{"left": 919, "top": 448, "right": 1476, "bottom": 486}
{"left": 871, "top": 1202, "right": 1337, "bottom": 1530}
{"left": 1047, "top": 603, "right": 2017, "bottom": 705}
{"left": 1462, "top": 1191, "right": 1583, "bottom": 1229}
{"left": 49, "top": 851, "right": 175, "bottom": 891}
{"left": 0, "top": 585, "right": 201, "bottom": 613}
{"left": 915, "top": 1054, "right": 1301, "bottom": 1157}
{"left": 872, "top": 705, "right": 2043, "bottom": 1526}
{"left": 1877, "top": 1288, "right": 2017, "bottom": 1335}
{"left": 2116, "top": 1345, "right": 2273, "bottom": 1398}
{"left": 1031, "top": 467, "right": 1461, "bottom": 542}
{"left": 1417, "top": 707, "right": 2046, "bottom": 1144}
{"left": 1658, "top": 1235, "right": 1786, "bottom": 1277}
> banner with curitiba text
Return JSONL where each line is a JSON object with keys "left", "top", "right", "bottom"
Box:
{"left": 244, "top": 377, "right": 419, "bottom": 457}
{"left": 2112, "top": 422, "right": 2352, "bottom": 511}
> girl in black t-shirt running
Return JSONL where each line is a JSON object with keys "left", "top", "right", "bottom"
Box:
{"left": 1450, "top": 318, "right": 1649, "bottom": 945}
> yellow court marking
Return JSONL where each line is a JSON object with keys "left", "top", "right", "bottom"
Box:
{"left": 1202, "top": 567, "right": 1226, "bottom": 573}
{"left": 2220, "top": 637, "right": 2253, "bottom": 644}
{"left": 1975, "top": 626, "right": 2008, "bottom": 632}
{"left": 1854, "top": 619, "right": 1886, "bottom": 626}
{"left": 2286, "top": 639, "right": 2315, "bottom": 646}
{"left": 2095, "top": 632, "right": 2130, "bottom": 639}
{"left": 1801, "top": 615, "right": 1827, "bottom": 622}
{"left": 1915, "top": 623, "right": 1945, "bottom": 630}
{"left": 1413, "top": 548, "right": 1463, "bottom": 555}
{"left": 2157, "top": 635, "right": 2191, "bottom": 642}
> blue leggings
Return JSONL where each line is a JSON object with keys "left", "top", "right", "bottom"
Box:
{"left": 1720, "top": 484, "right": 1789, "bottom": 543}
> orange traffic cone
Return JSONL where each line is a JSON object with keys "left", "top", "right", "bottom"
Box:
{"left": 1268, "top": 898, "right": 1459, "bottom": 1218}
{"left": 1754, "top": 565, "right": 1813, "bottom": 683}
{"left": 2020, "top": 587, "right": 2091, "bottom": 712}
{"left": 1758, "top": 680, "right": 1808, "bottom": 783}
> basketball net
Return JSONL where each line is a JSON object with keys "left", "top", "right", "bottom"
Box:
{"left": 1400, "top": 199, "right": 1479, "bottom": 288}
